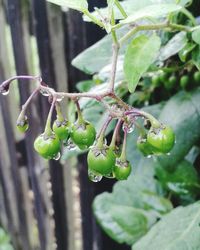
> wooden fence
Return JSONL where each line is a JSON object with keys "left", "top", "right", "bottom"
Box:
{"left": 0, "top": 0, "right": 130, "bottom": 249}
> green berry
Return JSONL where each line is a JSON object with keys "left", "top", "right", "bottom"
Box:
{"left": 113, "top": 158, "right": 131, "bottom": 180}
{"left": 71, "top": 120, "right": 96, "bottom": 149}
{"left": 87, "top": 146, "right": 116, "bottom": 175}
{"left": 147, "top": 125, "right": 175, "bottom": 154}
{"left": 165, "top": 75, "right": 176, "bottom": 90}
{"left": 194, "top": 71, "right": 200, "bottom": 84}
{"left": 137, "top": 136, "right": 154, "bottom": 157}
{"left": 17, "top": 116, "right": 29, "bottom": 133}
{"left": 180, "top": 75, "right": 189, "bottom": 89}
{"left": 34, "top": 133, "right": 61, "bottom": 159}
{"left": 53, "top": 119, "right": 70, "bottom": 140}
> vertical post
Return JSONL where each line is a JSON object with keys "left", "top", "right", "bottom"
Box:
{"left": 31, "top": 1, "right": 69, "bottom": 249}
{"left": 6, "top": 0, "right": 48, "bottom": 249}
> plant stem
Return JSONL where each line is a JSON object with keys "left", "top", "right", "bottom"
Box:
{"left": 115, "top": 0, "right": 127, "bottom": 18}
{"left": 96, "top": 116, "right": 113, "bottom": 148}
{"left": 119, "top": 22, "right": 191, "bottom": 46}
{"left": 111, "top": 9, "right": 118, "bottom": 43}
{"left": 75, "top": 100, "right": 84, "bottom": 124}
{"left": 108, "top": 43, "right": 120, "bottom": 93}
{"left": 83, "top": 10, "right": 104, "bottom": 28}
{"left": 44, "top": 98, "right": 56, "bottom": 136}
{"left": 120, "top": 128, "right": 127, "bottom": 162}
{"left": 55, "top": 102, "right": 64, "bottom": 122}
{"left": 125, "top": 109, "right": 161, "bottom": 128}
{"left": 17, "top": 87, "right": 40, "bottom": 123}
{"left": 0, "top": 75, "right": 41, "bottom": 91}
{"left": 110, "top": 119, "right": 122, "bottom": 148}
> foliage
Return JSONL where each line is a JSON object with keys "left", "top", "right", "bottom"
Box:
{"left": 2, "top": 0, "right": 200, "bottom": 248}
{"left": 0, "top": 227, "right": 14, "bottom": 250}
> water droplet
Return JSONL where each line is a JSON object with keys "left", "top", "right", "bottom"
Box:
{"left": 88, "top": 169, "right": 102, "bottom": 182}
{"left": 104, "top": 172, "right": 115, "bottom": 179}
{"left": 1, "top": 89, "right": 9, "bottom": 95}
{"left": 53, "top": 152, "right": 61, "bottom": 160}
{"left": 56, "top": 96, "right": 64, "bottom": 102}
{"left": 167, "top": 152, "right": 171, "bottom": 156}
{"left": 122, "top": 122, "right": 135, "bottom": 134}
{"left": 0, "top": 84, "right": 10, "bottom": 95}
{"left": 64, "top": 139, "right": 76, "bottom": 151}
{"left": 147, "top": 155, "right": 152, "bottom": 158}
{"left": 40, "top": 88, "right": 50, "bottom": 97}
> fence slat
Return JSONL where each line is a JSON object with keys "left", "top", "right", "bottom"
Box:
{"left": 6, "top": 0, "right": 49, "bottom": 249}
{"left": 31, "top": 1, "right": 69, "bottom": 249}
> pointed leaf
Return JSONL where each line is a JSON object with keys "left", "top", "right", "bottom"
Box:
{"left": 124, "top": 34, "right": 161, "bottom": 92}
{"left": 158, "top": 32, "right": 188, "bottom": 61}
{"left": 120, "top": 4, "right": 182, "bottom": 25}
{"left": 47, "top": 0, "right": 88, "bottom": 11}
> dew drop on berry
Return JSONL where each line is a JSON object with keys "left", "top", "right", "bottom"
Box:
{"left": 53, "top": 152, "right": 61, "bottom": 161}
{"left": 88, "top": 169, "right": 102, "bottom": 182}
{"left": 64, "top": 139, "right": 76, "bottom": 151}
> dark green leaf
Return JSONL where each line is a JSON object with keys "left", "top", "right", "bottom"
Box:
{"left": 124, "top": 34, "right": 161, "bottom": 92}
{"left": 132, "top": 202, "right": 200, "bottom": 250}
{"left": 192, "top": 45, "right": 200, "bottom": 70}
{"left": 156, "top": 160, "right": 200, "bottom": 195}
{"left": 192, "top": 27, "right": 200, "bottom": 45}
{"left": 72, "top": 27, "right": 128, "bottom": 74}
{"left": 158, "top": 32, "right": 188, "bottom": 61}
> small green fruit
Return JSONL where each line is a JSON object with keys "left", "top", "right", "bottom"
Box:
{"left": 113, "top": 158, "right": 131, "bottom": 180}
{"left": 71, "top": 121, "right": 96, "bottom": 149}
{"left": 87, "top": 146, "right": 116, "bottom": 175}
{"left": 53, "top": 119, "right": 70, "bottom": 140}
{"left": 147, "top": 125, "right": 175, "bottom": 154}
{"left": 17, "top": 116, "right": 29, "bottom": 133}
{"left": 34, "top": 133, "right": 61, "bottom": 159}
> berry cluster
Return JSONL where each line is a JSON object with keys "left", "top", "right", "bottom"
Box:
{"left": 152, "top": 69, "right": 200, "bottom": 90}
{"left": 0, "top": 76, "right": 175, "bottom": 182}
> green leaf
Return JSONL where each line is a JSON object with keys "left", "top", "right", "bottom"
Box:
{"left": 158, "top": 32, "right": 188, "bottom": 61}
{"left": 93, "top": 193, "right": 149, "bottom": 245}
{"left": 47, "top": 0, "right": 88, "bottom": 11}
{"left": 192, "top": 45, "right": 200, "bottom": 70}
{"left": 156, "top": 160, "right": 200, "bottom": 195}
{"left": 93, "top": 162, "right": 173, "bottom": 245}
{"left": 192, "top": 27, "right": 200, "bottom": 45}
{"left": 124, "top": 34, "right": 161, "bottom": 92}
{"left": 132, "top": 202, "right": 200, "bottom": 250}
{"left": 120, "top": 4, "right": 182, "bottom": 25}
{"left": 84, "top": 1, "right": 188, "bottom": 23}
{"left": 72, "top": 27, "right": 128, "bottom": 74}
{"left": 76, "top": 80, "right": 94, "bottom": 92}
